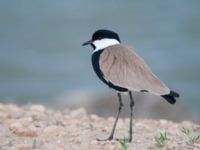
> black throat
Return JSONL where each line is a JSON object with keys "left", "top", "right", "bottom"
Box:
{"left": 91, "top": 49, "right": 128, "bottom": 92}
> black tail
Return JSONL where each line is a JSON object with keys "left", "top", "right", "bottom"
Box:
{"left": 161, "top": 90, "right": 180, "bottom": 104}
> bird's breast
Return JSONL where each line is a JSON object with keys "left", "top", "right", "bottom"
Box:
{"left": 91, "top": 49, "right": 105, "bottom": 82}
{"left": 91, "top": 49, "right": 128, "bottom": 92}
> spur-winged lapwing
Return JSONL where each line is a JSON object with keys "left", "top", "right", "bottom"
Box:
{"left": 82, "top": 29, "right": 179, "bottom": 142}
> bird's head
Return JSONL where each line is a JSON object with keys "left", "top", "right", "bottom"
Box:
{"left": 82, "top": 29, "right": 121, "bottom": 50}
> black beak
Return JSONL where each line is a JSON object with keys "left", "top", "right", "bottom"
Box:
{"left": 82, "top": 39, "right": 93, "bottom": 46}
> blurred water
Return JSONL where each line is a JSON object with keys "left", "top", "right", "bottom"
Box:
{"left": 0, "top": 1, "right": 200, "bottom": 113}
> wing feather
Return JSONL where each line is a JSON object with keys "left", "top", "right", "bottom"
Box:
{"left": 99, "top": 45, "right": 170, "bottom": 95}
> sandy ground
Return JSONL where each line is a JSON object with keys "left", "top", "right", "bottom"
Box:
{"left": 0, "top": 103, "right": 200, "bottom": 150}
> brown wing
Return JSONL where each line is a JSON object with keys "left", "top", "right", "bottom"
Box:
{"left": 99, "top": 44, "right": 170, "bottom": 95}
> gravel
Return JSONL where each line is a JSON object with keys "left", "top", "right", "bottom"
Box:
{"left": 0, "top": 103, "right": 199, "bottom": 150}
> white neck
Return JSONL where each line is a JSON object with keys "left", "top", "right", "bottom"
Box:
{"left": 93, "top": 38, "right": 120, "bottom": 52}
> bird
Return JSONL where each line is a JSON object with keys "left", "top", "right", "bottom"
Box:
{"left": 82, "top": 29, "right": 179, "bottom": 142}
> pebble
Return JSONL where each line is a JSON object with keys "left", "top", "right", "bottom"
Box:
{"left": 29, "top": 105, "right": 46, "bottom": 112}
{"left": 70, "top": 108, "right": 87, "bottom": 118}
{"left": 90, "top": 114, "right": 99, "bottom": 122}
{"left": 9, "top": 121, "right": 38, "bottom": 137}
{"left": 43, "top": 125, "right": 65, "bottom": 137}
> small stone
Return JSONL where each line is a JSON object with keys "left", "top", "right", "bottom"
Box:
{"left": 5, "top": 104, "right": 23, "bottom": 119}
{"left": 91, "top": 140, "right": 98, "bottom": 145}
{"left": 43, "top": 125, "right": 65, "bottom": 137}
{"left": 70, "top": 108, "right": 86, "bottom": 118}
{"left": 181, "top": 121, "right": 193, "bottom": 128}
{"left": 0, "top": 103, "right": 7, "bottom": 111}
{"left": 9, "top": 118, "right": 38, "bottom": 137}
{"left": 17, "top": 130, "right": 38, "bottom": 137}
{"left": 108, "top": 144, "right": 115, "bottom": 150}
{"left": 107, "top": 117, "right": 114, "bottom": 122}
{"left": 29, "top": 105, "right": 46, "bottom": 112}
{"left": 90, "top": 114, "right": 99, "bottom": 122}
{"left": 160, "top": 119, "right": 168, "bottom": 124}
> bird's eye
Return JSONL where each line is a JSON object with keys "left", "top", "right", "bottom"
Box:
{"left": 97, "top": 36, "right": 102, "bottom": 40}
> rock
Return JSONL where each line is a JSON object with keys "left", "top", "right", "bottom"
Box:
{"left": 8, "top": 117, "right": 39, "bottom": 137}
{"left": 29, "top": 105, "right": 46, "bottom": 112}
{"left": 90, "top": 114, "right": 99, "bottom": 122}
{"left": 24, "top": 105, "right": 47, "bottom": 121}
{"left": 69, "top": 108, "right": 87, "bottom": 118}
{"left": 43, "top": 125, "right": 65, "bottom": 137}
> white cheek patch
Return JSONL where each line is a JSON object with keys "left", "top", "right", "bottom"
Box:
{"left": 93, "top": 38, "right": 120, "bottom": 52}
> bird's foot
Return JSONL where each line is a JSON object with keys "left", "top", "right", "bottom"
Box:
{"left": 96, "top": 136, "right": 132, "bottom": 142}
{"left": 115, "top": 137, "right": 132, "bottom": 143}
{"left": 96, "top": 135, "right": 113, "bottom": 141}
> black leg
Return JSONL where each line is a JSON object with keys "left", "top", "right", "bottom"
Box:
{"left": 97, "top": 92, "right": 123, "bottom": 141}
{"left": 128, "top": 91, "right": 135, "bottom": 142}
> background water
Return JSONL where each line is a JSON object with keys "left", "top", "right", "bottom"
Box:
{"left": 0, "top": 1, "right": 200, "bottom": 115}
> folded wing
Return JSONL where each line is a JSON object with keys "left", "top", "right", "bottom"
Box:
{"left": 99, "top": 45, "right": 170, "bottom": 95}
